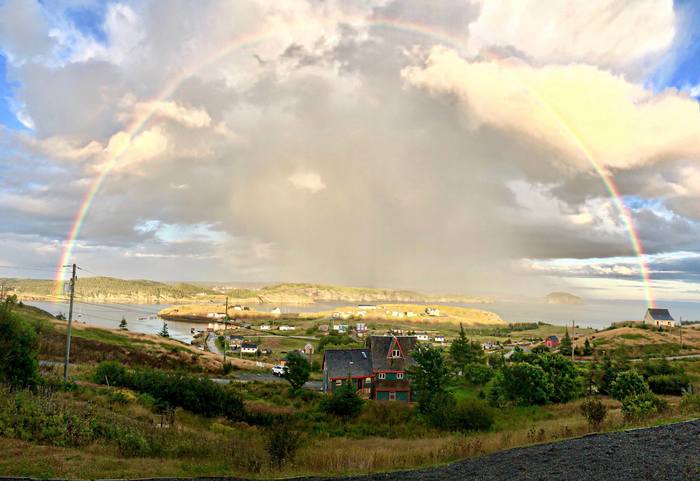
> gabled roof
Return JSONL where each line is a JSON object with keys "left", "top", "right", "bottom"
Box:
{"left": 646, "top": 308, "right": 674, "bottom": 321}
{"left": 370, "top": 336, "right": 417, "bottom": 371}
{"left": 323, "top": 349, "right": 373, "bottom": 379}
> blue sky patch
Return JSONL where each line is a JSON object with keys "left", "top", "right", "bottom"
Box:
{"left": 0, "top": 54, "right": 26, "bottom": 130}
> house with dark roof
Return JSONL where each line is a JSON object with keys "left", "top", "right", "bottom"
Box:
{"left": 544, "top": 335, "right": 559, "bottom": 348}
{"left": 322, "top": 335, "right": 418, "bottom": 402}
{"left": 643, "top": 308, "right": 676, "bottom": 328}
{"left": 322, "top": 348, "right": 373, "bottom": 398}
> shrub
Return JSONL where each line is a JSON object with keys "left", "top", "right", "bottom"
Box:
{"left": 580, "top": 397, "right": 607, "bottom": 430}
{"left": 117, "top": 430, "right": 150, "bottom": 457}
{"left": 463, "top": 363, "right": 493, "bottom": 385}
{"left": 486, "top": 363, "right": 552, "bottom": 407}
{"left": 0, "top": 301, "right": 39, "bottom": 388}
{"left": 621, "top": 392, "right": 667, "bottom": 421}
{"left": 320, "top": 382, "right": 363, "bottom": 418}
{"left": 679, "top": 392, "right": 700, "bottom": 414}
{"left": 265, "top": 423, "right": 301, "bottom": 468}
{"left": 92, "top": 362, "right": 245, "bottom": 421}
{"left": 448, "top": 398, "right": 494, "bottom": 432}
{"left": 93, "top": 361, "right": 128, "bottom": 386}
{"left": 610, "top": 370, "right": 650, "bottom": 401}
{"left": 646, "top": 374, "right": 691, "bottom": 395}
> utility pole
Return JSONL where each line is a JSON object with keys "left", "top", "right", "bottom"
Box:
{"left": 680, "top": 316, "right": 683, "bottom": 349}
{"left": 63, "top": 263, "right": 77, "bottom": 381}
{"left": 571, "top": 320, "right": 575, "bottom": 362}
{"left": 223, "top": 296, "right": 228, "bottom": 367}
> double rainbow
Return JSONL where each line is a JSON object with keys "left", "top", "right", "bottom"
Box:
{"left": 52, "top": 15, "right": 655, "bottom": 306}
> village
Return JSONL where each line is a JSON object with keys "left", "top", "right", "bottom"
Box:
{"left": 184, "top": 302, "right": 697, "bottom": 403}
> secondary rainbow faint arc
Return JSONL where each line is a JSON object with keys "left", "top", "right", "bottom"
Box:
{"left": 52, "top": 15, "right": 656, "bottom": 307}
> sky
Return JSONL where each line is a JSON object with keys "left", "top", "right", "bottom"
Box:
{"left": 1, "top": 0, "right": 700, "bottom": 303}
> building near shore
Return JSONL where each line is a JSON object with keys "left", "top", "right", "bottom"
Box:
{"left": 643, "top": 308, "right": 676, "bottom": 327}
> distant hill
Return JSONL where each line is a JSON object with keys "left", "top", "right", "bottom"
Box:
{"left": 3, "top": 277, "right": 215, "bottom": 304}
{"left": 3, "top": 277, "right": 490, "bottom": 305}
{"left": 545, "top": 292, "right": 584, "bottom": 305}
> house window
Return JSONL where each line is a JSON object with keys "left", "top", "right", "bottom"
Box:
{"left": 378, "top": 372, "right": 386, "bottom": 380}
{"left": 392, "top": 349, "right": 401, "bottom": 358}
{"left": 397, "top": 372, "right": 404, "bottom": 380}
{"left": 335, "top": 380, "right": 342, "bottom": 386}
{"left": 388, "top": 392, "right": 396, "bottom": 401}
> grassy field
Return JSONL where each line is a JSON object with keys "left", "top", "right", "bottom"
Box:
{"left": 0, "top": 376, "right": 696, "bottom": 480}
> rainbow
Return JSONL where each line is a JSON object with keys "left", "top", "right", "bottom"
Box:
{"left": 52, "top": 14, "right": 655, "bottom": 306}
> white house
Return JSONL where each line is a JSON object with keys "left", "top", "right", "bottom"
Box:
{"left": 406, "top": 311, "right": 417, "bottom": 318}
{"left": 355, "top": 322, "right": 367, "bottom": 333}
{"left": 434, "top": 335, "right": 445, "bottom": 343}
{"left": 241, "top": 342, "right": 258, "bottom": 354}
{"left": 259, "top": 324, "right": 271, "bottom": 330}
{"left": 416, "top": 332, "right": 430, "bottom": 341}
{"left": 643, "top": 308, "right": 676, "bottom": 327}
{"left": 278, "top": 325, "right": 296, "bottom": 331}
{"left": 233, "top": 305, "right": 243, "bottom": 311}
{"left": 271, "top": 307, "right": 282, "bottom": 315}
{"left": 207, "top": 312, "right": 225, "bottom": 319}
{"left": 425, "top": 307, "right": 441, "bottom": 316}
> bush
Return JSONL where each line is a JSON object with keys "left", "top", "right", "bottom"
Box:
{"left": 621, "top": 392, "right": 667, "bottom": 421}
{"left": 463, "top": 363, "right": 493, "bottom": 385}
{"left": 320, "top": 382, "right": 363, "bottom": 417}
{"left": 530, "top": 353, "right": 582, "bottom": 403}
{"left": 0, "top": 301, "right": 39, "bottom": 388}
{"left": 646, "top": 374, "right": 691, "bottom": 395}
{"left": 447, "top": 398, "right": 494, "bottom": 432}
{"left": 611, "top": 370, "right": 650, "bottom": 401}
{"left": 92, "top": 362, "right": 245, "bottom": 421}
{"left": 265, "top": 423, "right": 301, "bottom": 468}
{"left": 486, "top": 363, "right": 552, "bottom": 407}
{"left": 679, "top": 392, "right": 700, "bottom": 414}
{"left": 580, "top": 396, "right": 607, "bottom": 430}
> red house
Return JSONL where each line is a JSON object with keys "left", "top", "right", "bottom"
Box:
{"left": 544, "top": 335, "right": 560, "bottom": 348}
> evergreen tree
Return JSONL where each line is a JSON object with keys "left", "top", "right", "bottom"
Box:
{"left": 0, "top": 298, "right": 39, "bottom": 388}
{"left": 449, "top": 323, "right": 484, "bottom": 375}
{"left": 583, "top": 338, "right": 593, "bottom": 356}
{"left": 559, "top": 330, "right": 573, "bottom": 356}
{"left": 158, "top": 322, "right": 170, "bottom": 338}
{"left": 119, "top": 316, "right": 128, "bottom": 330}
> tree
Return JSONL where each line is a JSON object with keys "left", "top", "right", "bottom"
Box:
{"left": 583, "top": 338, "right": 593, "bottom": 356}
{"left": 265, "top": 422, "right": 301, "bottom": 468}
{"left": 449, "top": 323, "right": 484, "bottom": 375}
{"left": 530, "top": 353, "right": 582, "bottom": 403}
{"left": 283, "top": 351, "right": 310, "bottom": 391}
{"left": 0, "top": 299, "right": 39, "bottom": 388}
{"left": 486, "top": 362, "right": 552, "bottom": 407}
{"left": 119, "top": 316, "right": 128, "bottom": 330}
{"left": 411, "top": 344, "right": 451, "bottom": 415}
{"left": 611, "top": 370, "right": 650, "bottom": 401}
{"left": 158, "top": 322, "right": 169, "bottom": 338}
{"left": 559, "top": 330, "right": 572, "bottom": 356}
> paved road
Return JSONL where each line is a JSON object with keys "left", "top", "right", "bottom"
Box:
{"left": 212, "top": 372, "right": 323, "bottom": 391}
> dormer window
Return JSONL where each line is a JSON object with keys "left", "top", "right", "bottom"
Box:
{"left": 391, "top": 349, "right": 401, "bottom": 358}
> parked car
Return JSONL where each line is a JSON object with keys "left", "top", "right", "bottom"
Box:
{"left": 272, "top": 365, "right": 288, "bottom": 376}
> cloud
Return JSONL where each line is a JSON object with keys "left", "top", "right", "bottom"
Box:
{"left": 467, "top": 0, "right": 676, "bottom": 72}
{"left": 132, "top": 100, "right": 212, "bottom": 129}
{"left": 402, "top": 47, "right": 700, "bottom": 172}
{"left": 287, "top": 171, "right": 327, "bottom": 193}
{"left": 103, "top": 126, "right": 168, "bottom": 173}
